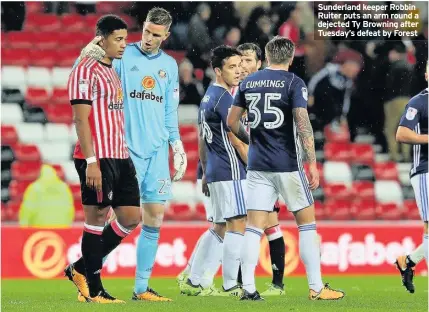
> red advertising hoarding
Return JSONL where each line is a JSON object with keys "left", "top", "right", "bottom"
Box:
{"left": 1, "top": 223, "right": 426, "bottom": 279}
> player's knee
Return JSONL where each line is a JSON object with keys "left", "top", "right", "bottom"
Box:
{"left": 143, "top": 209, "right": 164, "bottom": 227}
{"left": 213, "top": 223, "right": 226, "bottom": 238}
{"left": 84, "top": 206, "right": 109, "bottom": 226}
{"left": 226, "top": 215, "right": 247, "bottom": 232}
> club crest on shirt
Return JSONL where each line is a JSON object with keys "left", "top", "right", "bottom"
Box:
{"left": 158, "top": 69, "right": 167, "bottom": 78}
{"left": 142, "top": 76, "right": 155, "bottom": 90}
{"left": 116, "top": 87, "right": 123, "bottom": 103}
{"left": 406, "top": 107, "right": 418, "bottom": 120}
{"left": 78, "top": 79, "right": 89, "bottom": 94}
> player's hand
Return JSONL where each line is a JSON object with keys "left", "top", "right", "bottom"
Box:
{"left": 202, "top": 174, "right": 210, "bottom": 197}
{"left": 86, "top": 163, "right": 103, "bottom": 193}
{"left": 171, "top": 140, "right": 187, "bottom": 181}
{"left": 307, "top": 162, "right": 319, "bottom": 190}
{"left": 79, "top": 36, "right": 105, "bottom": 62}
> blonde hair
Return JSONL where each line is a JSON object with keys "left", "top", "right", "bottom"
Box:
{"left": 146, "top": 7, "right": 172, "bottom": 29}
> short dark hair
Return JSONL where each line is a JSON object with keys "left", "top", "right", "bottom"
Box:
{"left": 96, "top": 15, "right": 127, "bottom": 37}
{"left": 237, "top": 43, "right": 262, "bottom": 61}
{"left": 146, "top": 7, "right": 173, "bottom": 29}
{"left": 211, "top": 45, "right": 242, "bottom": 69}
{"left": 265, "top": 36, "right": 295, "bottom": 65}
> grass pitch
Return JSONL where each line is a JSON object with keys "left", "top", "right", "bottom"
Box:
{"left": 2, "top": 276, "right": 428, "bottom": 312}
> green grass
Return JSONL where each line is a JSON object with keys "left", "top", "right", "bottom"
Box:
{"left": 1, "top": 276, "right": 428, "bottom": 312}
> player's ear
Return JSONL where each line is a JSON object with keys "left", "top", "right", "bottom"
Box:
{"left": 164, "top": 31, "right": 171, "bottom": 41}
{"left": 214, "top": 67, "right": 221, "bottom": 76}
{"left": 257, "top": 60, "right": 262, "bottom": 70}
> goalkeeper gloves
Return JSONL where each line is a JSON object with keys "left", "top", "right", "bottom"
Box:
{"left": 171, "top": 140, "right": 187, "bottom": 181}
{"left": 78, "top": 36, "right": 105, "bottom": 62}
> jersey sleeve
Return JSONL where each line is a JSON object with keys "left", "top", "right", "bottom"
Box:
{"left": 233, "top": 86, "right": 247, "bottom": 109}
{"left": 68, "top": 63, "right": 94, "bottom": 105}
{"left": 399, "top": 98, "right": 421, "bottom": 130}
{"left": 214, "top": 92, "right": 233, "bottom": 132}
{"left": 165, "top": 60, "right": 181, "bottom": 143}
{"left": 290, "top": 76, "right": 308, "bottom": 109}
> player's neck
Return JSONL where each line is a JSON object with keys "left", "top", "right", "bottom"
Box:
{"left": 267, "top": 64, "right": 289, "bottom": 71}
{"left": 215, "top": 78, "right": 233, "bottom": 93}
{"left": 140, "top": 43, "right": 159, "bottom": 55}
{"left": 101, "top": 56, "right": 113, "bottom": 66}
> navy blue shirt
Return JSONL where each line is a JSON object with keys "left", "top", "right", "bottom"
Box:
{"left": 197, "top": 160, "right": 203, "bottom": 180}
{"left": 398, "top": 88, "right": 428, "bottom": 178}
{"left": 199, "top": 84, "right": 246, "bottom": 183}
{"left": 233, "top": 68, "right": 308, "bottom": 172}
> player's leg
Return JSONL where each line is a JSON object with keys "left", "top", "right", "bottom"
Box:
{"left": 260, "top": 209, "right": 285, "bottom": 296}
{"left": 398, "top": 172, "right": 429, "bottom": 293}
{"left": 221, "top": 180, "right": 247, "bottom": 294}
{"left": 240, "top": 171, "right": 276, "bottom": 301}
{"left": 178, "top": 180, "right": 214, "bottom": 285}
{"left": 132, "top": 142, "right": 172, "bottom": 301}
{"left": 281, "top": 171, "right": 344, "bottom": 300}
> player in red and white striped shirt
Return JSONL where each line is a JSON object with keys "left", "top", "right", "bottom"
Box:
{"left": 64, "top": 15, "right": 140, "bottom": 304}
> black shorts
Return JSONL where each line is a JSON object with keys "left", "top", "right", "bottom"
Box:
{"left": 74, "top": 158, "right": 140, "bottom": 208}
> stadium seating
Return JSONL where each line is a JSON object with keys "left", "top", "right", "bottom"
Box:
{"left": 350, "top": 199, "right": 376, "bottom": 220}
{"left": 324, "top": 199, "right": 351, "bottom": 220}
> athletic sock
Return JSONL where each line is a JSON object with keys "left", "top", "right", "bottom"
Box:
{"left": 241, "top": 226, "right": 263, "bottom": 294}
{"left": 82, "top": 223, "right": 104, "bottom": 297}
{"left": 298, "top": 222, "right": 323, "bottom": 292}
{"left": 74, "top": 220, "right": 131, "bottom": 272}
{"left": 189, "top": 229, "right": 223, "bottom": 287}
{"left": 408, "top": 243, "right": 424, "bottom": 266}
{"left": 134, "top": 225, "right": 160, "bottom": 294}
{"left": 183, "top": 232, "right": 204, "bottom": 276}
{"left": 222, "top": 231, "right": 244, "bottom": 290}
{"left": 265, "top": 225, "right": 285, "bottom": 287}
{"left": 200, "top": 229, "right": 223, "bottom": 289}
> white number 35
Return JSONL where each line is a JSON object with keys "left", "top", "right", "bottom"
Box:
{"left": 245, "top": 93, "right": 284, "bottom": 129}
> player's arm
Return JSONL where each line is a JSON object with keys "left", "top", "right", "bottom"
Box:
{"left": 198, "top": 123, "right": 210, "bottom": 196}
{"left": 396, "top": 126, "right": 428, "bottom": 145}
{"left": 227, "top": 131, "right": 249, "bottom": 164}
{"left": 166, "top": 62, "right": 187, "bottom": 181}
{"left": 68, "top": 65, "right": 102, "bottom": 193}
{"left": 291, "top": 79, "right": 319, "bottom": 190}
{"left": 396, "top": 102, "right": 428, "bottom": 145}
{"left": 227, "top": 88, "right": 250, "bottom": 145}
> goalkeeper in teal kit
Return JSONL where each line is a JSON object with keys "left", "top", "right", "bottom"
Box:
{"left": 79, "top": 9, "right": 187, "bottom": 301}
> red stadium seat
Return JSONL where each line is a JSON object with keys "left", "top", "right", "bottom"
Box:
{"left": 69, "top": 183, "right": 82, "bottom": 200}
{"left": 323, "top": 183, "right": 351, "bottom": 200}
{"left": 352, "top": 181, "right": 375, "bottom": 200}
{"left": 51, "top": 164, "right": 66, "bottom": 180}
{"left": 1, "top": 125, "right": 19, "bottom": 145}
{"left": 1, "top": 203, "right": 9, "bottom": 222}
{"left": 56, "top": 48, "right": 81, "bottom": 67}
{"left": 403, "top": 200, "right": 420, "bottom": 220}
{"left": 118, "top": 14, "right": 137, "bottom": 30}
{"left": 45, "top": 105, "right": 73, "bottom": 124}
{"left": 350, "top": 199, "right": 376, "bottom": 220}
{"left": 85, "top": 14, "right": 104, "bottom": 29}
{"left": 14, "top": 144, "right": 41, "bottom": 162}
{"left": 278, "top": 202, "right": 294, "bottom": 220}
{"left": 183, "top": 166, "right": 197, "bottom": 181}
{"left": 6, "top": 200, "right": 21, "bottom": 221}
{"left": 324, "top": 142, "right": 352, "bottom": 163}
{"left": 194, "top": 202, "right": 207, "bottom": 221}
{"left": 324, "top": 124, "right": 350, "bottom": 143}
{"left": 51, "top": 88, "right": 70, "bottom": 104}
{"left": 351, "top": 143, "right": 374, "bottom": 165}
{"left": 180, "top": 124, "right": 198, "bottom": 142}
{"left": 324, "top": 199, "right": 351, "bottom": 220}
{"left": 374, "top": 162, "right": 399, "bottom": 181}
{"left": 26, "top": 2, "right": 43, "bottom": 14}
{"left": 74, "top": 199, "right": 84, "bottom": 221}
{"left": 11, "top": 161, "right": 42, "bottom": 181}
{"left": 25, "top": 87, "right": 50, "bottom": 106}
{"left": 166, "top": 203, "right": 194, "bottom": 221}
{"left": 6, "top": 31, "right": 34, "bottom": 49}
{"left": 2, "top": 48, "right": 31, "bottom": 66}
{"left": 25, "top": 14, "right": 61, "bottom": 32}
{"left": 61, "top": 14, "right": 86, "bottom": 32}
{"left": 9, "top": 180, "right": 32, "bottom": 200}
{"left": 29, "top": 49, "right": 57, "bottom": 67}
{"left": 34, "top": 32, "right": 58, "bottom": 49}
{"left": 314, "top": 200, "right": 326, "bottom": 220}
{"left": 376, "top": 202, "right": 403, "bottom": 220}
{"left": 165, "top": 50, "right": 187, "bottom": 63}
{"left": 127, "top": 32, "right": 142, "bottom": 43}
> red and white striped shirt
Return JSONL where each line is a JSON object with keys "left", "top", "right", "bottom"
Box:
{"left": 68, "top": 57, "right": 129, "bottom": 159}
